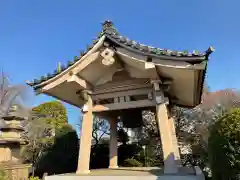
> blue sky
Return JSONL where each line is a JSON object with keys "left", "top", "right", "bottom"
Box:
{"left": 0, "top": 0, "right": 239, "bottom": 130}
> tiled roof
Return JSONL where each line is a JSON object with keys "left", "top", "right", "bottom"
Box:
{"left": 26, "top": 21, "right": 214, "bottom": 88}
{"left": 102, "top": 21, "right": 214, "bottom": 60}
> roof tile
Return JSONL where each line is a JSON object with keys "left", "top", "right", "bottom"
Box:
{"left": 27, "top": 20, "right": 214, "bottom": 88}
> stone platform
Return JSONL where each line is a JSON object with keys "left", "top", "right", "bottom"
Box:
{"left": 44, "top": 167, "right": 205, "bottom": 180}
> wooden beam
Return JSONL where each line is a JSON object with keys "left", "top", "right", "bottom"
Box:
{"left": 72, "top": 51, "right": 100, "bottom": 75}
{"left": 43, "top": 91, "right": 83, "bottom": 108}
{"left": 83, "top": 99, "right": 156, "bottom": 112}
{"left": 94, "top": 83, "right": 151, "bottom": 94}
{"left": 37, "top": 52, "right": 100, "bottom": 93}
{"left": 67, "top": 75, "right": 92, "bottom": 89}
{"left": 41, "top": 75, "right": 68, "bottom": 92}
{"left": 94, "top": 79, "right": 151, "bottom": 94}
{"left": 92, "top": 88, "right": 152, "bottom": 101}
{"left": 144, "top": 62, "right": 155, "bottom": 69}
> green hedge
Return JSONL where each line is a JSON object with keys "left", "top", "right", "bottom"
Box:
{"left": 208, "top": 108, "right": 240, "bottom": 180}
{"left": 34, "top": 124, "right": 79, "bottom": 177}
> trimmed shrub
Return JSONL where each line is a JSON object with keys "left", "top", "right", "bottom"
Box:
{"left": 90, "top": 143, "right": 109, "bottom": 169}
{"left": 29, "top": 176, "right": 40, "bottom": 180}
{"left": 208, "top": 108, "right": 240, "bottom": 180}
{"left": 90, "top": 143, "right": 143, "bottom": 169}
{"left": 32, "top": 101, "right": 68, "bottom": 127}
{"left": 34, "top": 124, "right": 79, "bottom": 176}
{"left": 118, "top": 144, "right": 142, "bottom": 166}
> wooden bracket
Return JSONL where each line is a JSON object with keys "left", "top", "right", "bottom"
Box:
{"left": 152, "top": 81, "right": 169, "bottom": 105}
{"left": 76, "top": 89, "right": 92, "bottom": 102}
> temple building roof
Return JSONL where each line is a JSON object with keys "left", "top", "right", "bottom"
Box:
{"left": 26, "top": 21, "right": 214, "bottom": 89}
{"left": 26, "top": 21, "right": 214, "bottom": 108}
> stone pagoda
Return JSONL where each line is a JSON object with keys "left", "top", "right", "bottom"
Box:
{"left": 26, "top": 21, "right": 214, "bottom": 179}
{"left": 0, "top": 105, "right": 26, "bottom": 162}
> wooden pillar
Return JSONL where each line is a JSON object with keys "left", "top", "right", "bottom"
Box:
{"left": 152, "top": 80, "right": 178, "bottom": 174}
{"left": 108, "top": 118, "right": 118, "bottom": 168}
{"left": 156, "top": 104, "right": 178, "bottom": 174}
{"left": 168, "top": 117, "right": 181, "bottom": 166}
{"left": 76, "top": 95, "right": 93, "bottom": 174}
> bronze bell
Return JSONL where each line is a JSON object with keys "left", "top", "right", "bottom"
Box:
{"left": 120, "top": 108, "right": 143, "bottom": 128}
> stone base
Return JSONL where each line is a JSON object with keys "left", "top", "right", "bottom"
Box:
{"left": 108, "top": 166, "right": 119, "bottom": 169}
{"left": 76, "top": 170, "right": 90, "bottom": 174}
{"left": 45, "top": 167, "right": 205, "bottom": 180}
{"left": 46, "top": 176, "right": 203, "bottom": 180}
{"left": 163, "top": 165, "right": 178, "bottom": 174}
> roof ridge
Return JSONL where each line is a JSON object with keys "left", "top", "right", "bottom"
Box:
{"left": 101, "top": 20, "right": 214, "bottom": 58}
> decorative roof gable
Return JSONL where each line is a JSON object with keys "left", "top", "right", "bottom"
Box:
{"left": 26, "top": 21, "right": 214, "bottom": 88}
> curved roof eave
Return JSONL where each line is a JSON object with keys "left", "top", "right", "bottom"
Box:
{"left": 26, "top": 35, "right": 106, "bottom": 89}
{"left": 26, "top": 21, "right": 214, "bottom": 89}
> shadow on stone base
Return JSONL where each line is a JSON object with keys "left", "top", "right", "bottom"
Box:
{"left": 44, "top": 167, "right": 205, "bottom": 180}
